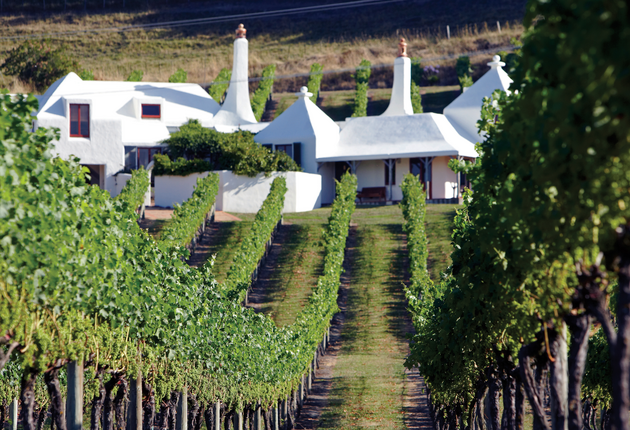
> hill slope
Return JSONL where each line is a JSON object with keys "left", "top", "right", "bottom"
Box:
{"left": 0, "top": 0, "right": 527, "bottom": 92}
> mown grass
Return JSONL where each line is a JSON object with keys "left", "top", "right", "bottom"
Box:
{"left": 0, "top": 0, "right": 525, "bottom": 93}
{"left": 258, "top": 224, "right": 326, "bottom": 327}
{"left": 320, "top": 206, "right": 408, "bottom": 429}
{"left": 204, "top": 221, "right": 253, "bottom": 283}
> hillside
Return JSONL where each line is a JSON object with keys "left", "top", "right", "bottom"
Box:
{"left": 0, "top": 0, "right": 527, "bottom": 93}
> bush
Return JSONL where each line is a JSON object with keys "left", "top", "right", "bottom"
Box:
{"left": 251, "top": 64, "right": 276, "bottom": 121}
{"left": 157, "top": 120, "right": 300, "bottom": 177}
{"left": 168, "top": 68, "right": 187, "bottom": 83}
{"left": 208, "top": 68, "right": 231, "bottom": 103}
{"left": 410, "top": 56, "right": 423, "bottom": 86}
{"left": 0, "top": 40, "right": 80, "bottom": 91}
{"left": 126, "top": 69, "right": 143, "bottom": 82}
{"left": 78, "top": 69, "right": 94, "bottom": 80}
{"left": 153, "top": 154, "right": 213, "bottom": 176}
{"left": 455, "top": 56, "right": 472, "bottom": 91}
{"left": 351, "top": 59, "right": 371, "bottom": 118}
{"left": 307, "top": 63, "right": 324, "bottom": 103}
{"left": 411, "top": 81, "right": 423, "bottom": 113}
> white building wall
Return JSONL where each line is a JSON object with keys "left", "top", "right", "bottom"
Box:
{"left": 38, "top": 115, "right": 125, "bottom": 197}
{"left": 155, "top": 171, "right": 322, "bottom": 213}
{"left": 319, "top": 163, "right": 336, "bottom": 205}
{"left": 431, "top": 156, "right": 458, "bottom": 199}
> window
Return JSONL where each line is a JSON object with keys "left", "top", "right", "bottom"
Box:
{"left": 384, "top": 162, "right": 396, "bottom": 186}
{"left": 275, "top": 144, "right": 293, "bottom": 159}
{"left": 70, "top": 104, "right": 89, "bottom": 137}
{"left": 141, "top": 104, "right": 161, "bottom": 118}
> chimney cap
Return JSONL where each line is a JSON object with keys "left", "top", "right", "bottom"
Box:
{"left": 296, "top": 86, "right": 313, "bottom": 98}
{"left": 236, "top": 23, "right": 247, "bottom": 39}
{"left": 397, "top": 37, "right": 408, "bottom": 57}
{"left": 488, "top": 55, "right": 505, "bottom": 69}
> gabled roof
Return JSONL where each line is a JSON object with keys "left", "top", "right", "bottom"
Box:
{"left": 316, "top": 112, "right": 477, "bottom": 162}
{"left": 37, "top": 73, "right": 220, "bottom": 128}
{"left": 443, "top": 55, "right": 513, "bottom": 142}
{"left": 254, "top": 87, "right": 339, "bottom": 143}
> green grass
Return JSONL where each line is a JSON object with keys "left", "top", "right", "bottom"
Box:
{"left": 320, "top": 208, "right": 409, "bottom": 429}
{"left": 205, "top": 221, "right": 253, "bottom": 282}
{"left": 258, "top": 224, "right": 325, "bottom": 327}
{"left": 425, "top": 204, "right": 459, "bottom": 281}
{"left": 138, "top": 218, "right": 169, "bottom": 238}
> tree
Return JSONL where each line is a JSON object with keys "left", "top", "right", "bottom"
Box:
{"left": 1, "top": 40, "right": 79, "bottom": 92}
{"left": 208, "top": 68, "right": 231, "bottom": 104}
{"left": 78, "top": 69, "right": 94, "bottom": 80}
{"left": 126, "top": 70, "right": 143, "bottom": 82}
{"left": 306, "top": 63, "right": 323, "bottom": 104}
{"left": 455, "top": 56, "right": 472, "bottom": 91}
{"left": 168, "top": 68, "right": 187, "bottom": 83}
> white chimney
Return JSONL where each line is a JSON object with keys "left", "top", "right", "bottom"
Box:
{"left": 381, "top": 37, "right": 413, "bottom": 117}
{"left": 212, "top": 24, "right": 257, "bottom": 126}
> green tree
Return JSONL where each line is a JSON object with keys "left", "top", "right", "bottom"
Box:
{"left": 126, "top": 69, "right": 143, "bottom": 82}
{"left": 455, "top": 56, "right": 472, "bottom": 91}
{"left": 0, "top": 40, "right": 79, "bottom": 91}
{"left": 208, "top": 68, "right": 231, "bottom": 104}
{"left": 410, "top": 81, "right": 422, "bottom": 113}
{"left": 168, "top": 68, "right": 187, "bottom": 83}
{"left": 351, "top": 59, "right": 371, "bottom": 117}
{"left": 251, "top": 64, "right": 276, "bottom": 121}
{"left": 410, "top": 56, "right": 423, "bottom": 86}
{"left": 306, "top": 63, "right": 324, "bottom": 103}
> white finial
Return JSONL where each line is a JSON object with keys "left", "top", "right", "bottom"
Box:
{"left": 488, "top": 55, "right": 506, "bottom": 69}
{"left": 296, "top": 86, "right": 313, "bottom": 98}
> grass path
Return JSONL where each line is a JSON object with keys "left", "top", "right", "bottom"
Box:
{"left": 251, "top": 223, "right": 326, "bottom": 327}
{"left": 190, "top": 220, "right": 252, "bottom": 282}
{"left": 425, "top": 204, "right": 458, "bottom": 281}
{"left": 317, "top": 206, "right": 411, "bottom": 429}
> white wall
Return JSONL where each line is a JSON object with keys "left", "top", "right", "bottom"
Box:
{"left": 154, "top": 172, "right": 211, "bottom": 208}
{"left": 354, "top": 159, "right": 408, "bottom": 201}
{"left": 431, "top": 156, "right": 458, "bottom": 199}
{"left": 319, "top": 163, "right": 336, "bottom": 205}
{"left": 155, "top": 171, "right": 322, "bottom": 213}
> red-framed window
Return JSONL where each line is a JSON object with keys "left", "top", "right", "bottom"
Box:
{"left": 70, "top": 104, "right": 89, "bottom": 137}
{"left": 141, "top": 104, "right": 161, "bottom": 118}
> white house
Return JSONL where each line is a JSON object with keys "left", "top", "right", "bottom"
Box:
{"left": 35, "top": 72, "right": 221, "bottom": 195}
{"left": 254, "top": 86, "right": 340, "bottom": 204}
{"left": 444, "top": 55, "right": 513, "bottom": 142}
{"left": 35, "top": 25, "right": 513, "bottom": 209}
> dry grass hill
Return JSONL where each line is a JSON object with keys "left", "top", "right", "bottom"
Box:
{"left": 1, "top": 0, "right": 527, "bottom": 95}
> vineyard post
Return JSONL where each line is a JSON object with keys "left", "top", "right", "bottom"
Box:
{"left": 214, "top": 402, "right": 220, "bottom": 430}
{"left": 176, "top": 387, "right": 187, "bottom": 430}
{"left": 127, "top": 372, "right": 143, "bottom": 430}
{"left": 66, "top": 361, "right": 84, "bottom": 430}
{"left": 254, "top": 403, "right": 261, "bottom": 430}
{"left": 273, "top": 403, "right": 279, "bottom": 430}
{"left": 9, "top": 399, "right": 17, "bottom": 430}
{"left": 235, "top": 411, "right": 243, "bottom": 430}
{"left": 308, "top": 369, "right": 312, "bottom": 392}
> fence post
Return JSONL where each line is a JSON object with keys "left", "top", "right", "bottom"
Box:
{"left": 67, "top": 361, "right": 84, "bottom": 430}
{"left": 9, "top": 398, "right": 18, "bottom": 430}
{"left": 127, "top": 371, "right": 143, "bottom": 430}
{"left": 176, "top": 387, "right": 187, "bottom": 430}
{"left": 255, "top": 403, "right": 261, "bottom": 430}
{"left": 446, "top": 25, "right": 451, "bottom": 39}
{"left": 497, "top": 21, "right": 501, "bottom": 33}
{"left": 234, "top": 411, "right": 243, "bottom": 430}
{"left": 215, "top": 402, "right": 221, "bottom": 430}
{"left": 273, "top": 403, "right": 279, "bottom": 430}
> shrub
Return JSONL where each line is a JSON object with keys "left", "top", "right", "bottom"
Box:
{"left": 411, "top": 81, "right": 423, "bottom": 113}
{"left": 78, "top": 69, "right": 94, "bottom": 80}
{"left": 251, "top": 64, "right": 276, "bottom": 121}
{"left": 351, "top": 59, "right": 371, "bottom": 117}
{"left": 306, "top": 63, "right": 324, "bottom": 103}
{"left": 157, "top": 120, "right": 300, "bottom": 177}
{"left": 410, "top": 56, "right": 423, "bottom": 86}
{"left": 126, "top": 69, "right": 143, "bottom": 82}
{"left": 455, "top": 56, "right": 472, "bottom": 91}
{"left": 168, "top": 68, "right": 187, "bottom": 83}
{"left": 208, "top": 68, "right": 231, "bottom": 103}
{"left": 424, "top": 65, "right": 440, "bottom": 85}
{"left": 0, "top": 40, "right": 79, "bottom": 91}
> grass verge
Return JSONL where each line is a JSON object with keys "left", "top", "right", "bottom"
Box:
{"left": 319, "top": 206, "right": 408, "bottom": 429}
{"left": 204, "top": 221, "right": 253, "bottom": 283}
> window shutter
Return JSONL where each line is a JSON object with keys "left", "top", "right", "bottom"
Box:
{"left": 293, "top": 142, "right": 302, "bottom": 167}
